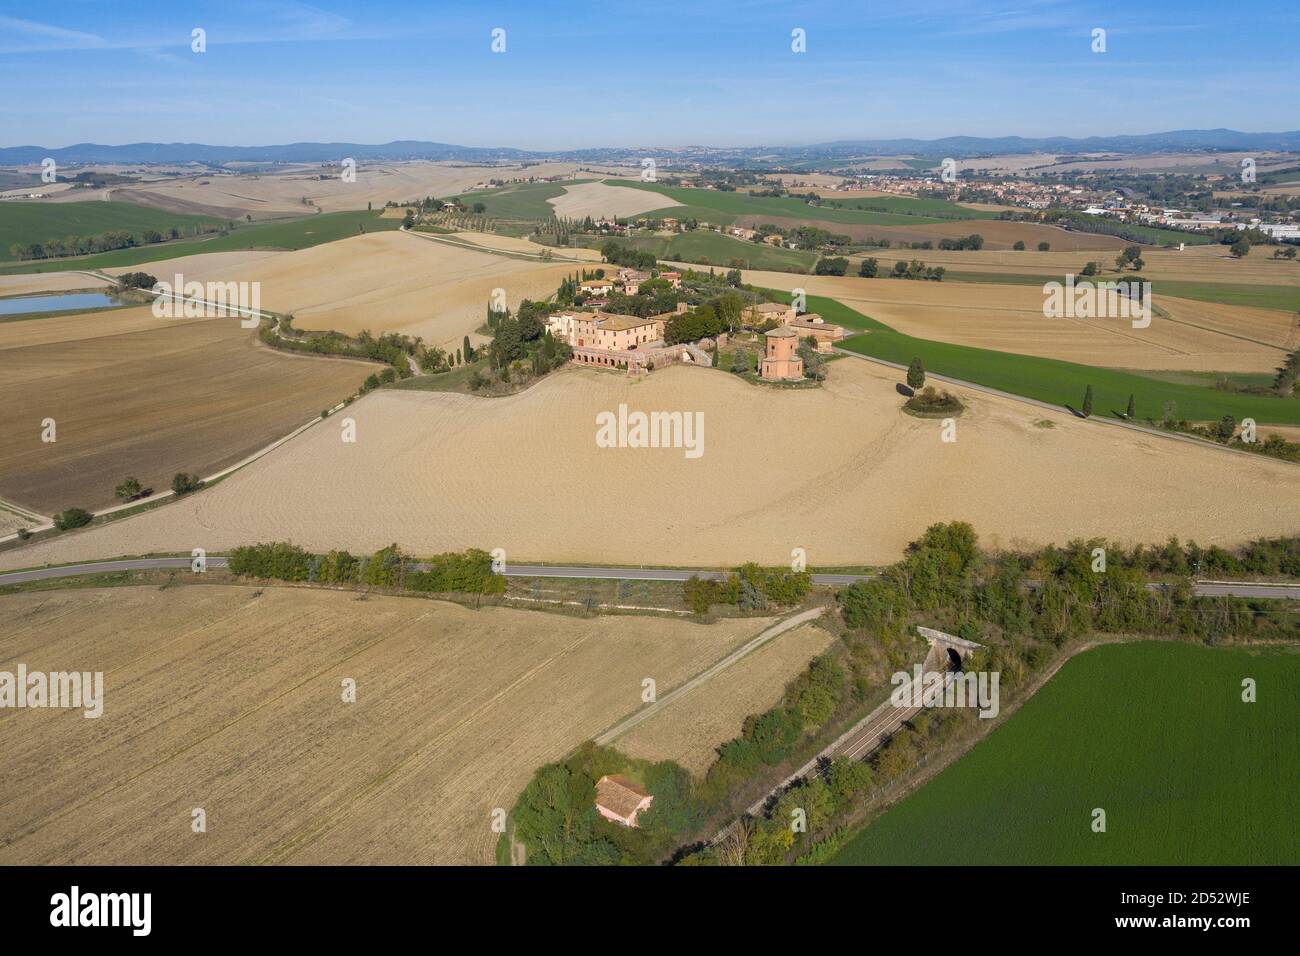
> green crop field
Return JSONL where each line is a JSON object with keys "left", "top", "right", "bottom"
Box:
{"left": 610, "top": 231, "right": 818, "bottom": 272}
{"left": 1062, "top": 215, "right": 1216, "bottom": 246}
{"left": 791, "top": 292, "right": 1300, "bottom": 424}
{"left": 830, "top": 641, "right": 1300, "bottom": 865}
{"left": 449, "top": 180, "right": 595, "bottom": 220}
{"left": 603, "top": 180, "right": 989, "bottom": 227}
{"left": 0, "top": 209, "right": 400, "bottom": 274}
{"left": 942, "top": 271, "right": 1300, "bottom": 312}
{"left": 0, "top": 201, "right": 222, "bottom": 261}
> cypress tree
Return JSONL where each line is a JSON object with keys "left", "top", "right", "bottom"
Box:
{"left": 1082, "top": 385, "right": 1094, "bottom": 418}
{"left": 906, "top": 357, "right": 925, "bottom": 391}
{"left": 1126, "top": 394, "right": 1135, "bottom": 418}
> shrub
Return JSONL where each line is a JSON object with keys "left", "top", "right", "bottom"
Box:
{"left": 116, "top": 271, "right": 157, "bottom": 291}
{"left": 115, "top": 476, "right": 142, "bottom": 500}
{"left": 683, "top": 575, "right": 721, "bottom": 615}
{"left": 171, "top": 472, "right": 203, "bottom": 495}
{"left": 407, "top": 548, "right": 505, "bottom": 594}
{"left": 53, "top": 508, "right": 93, "bottom": 531}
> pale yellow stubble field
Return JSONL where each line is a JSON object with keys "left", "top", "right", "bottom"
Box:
{"left": 7, "top": 358, "right": 1300, "bottom": 572}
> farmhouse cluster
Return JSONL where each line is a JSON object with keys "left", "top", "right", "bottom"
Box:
{"left": 543, "top": 268, "right": 845, "bottom": 380}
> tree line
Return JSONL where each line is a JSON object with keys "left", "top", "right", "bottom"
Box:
{"left": 508, "top": 520, "right": 1300, "bottom": 866}
{"left": 227, "top": 542, "right": 505, "bottom": 593}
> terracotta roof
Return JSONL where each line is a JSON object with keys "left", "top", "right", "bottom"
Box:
{"left": 766, "top": 326, "right": 798, "bottom": 338}
{"left": 595, "top": 312, "right": 660, "bottom": 331}
{"left": 596, "top": 775, "right": 651, "bottom": 819}
{"left": 749, "top": 302, "right": 792, "bottom": 313}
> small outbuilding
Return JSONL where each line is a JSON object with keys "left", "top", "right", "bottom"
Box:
{"left": 595, "top": 775, "right": 654, "bottom": 828}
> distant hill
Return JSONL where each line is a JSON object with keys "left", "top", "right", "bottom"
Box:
{"left": 2, "top": 130, "right": 1298, "bottom": 167}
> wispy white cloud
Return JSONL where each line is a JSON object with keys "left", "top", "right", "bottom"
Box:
{"left": 0, "top": 15, "right": 106, "bottom": 53}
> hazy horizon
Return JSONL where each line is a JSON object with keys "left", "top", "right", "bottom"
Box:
{"left": 2, "top": 0, "right": 1297, "bottom": 151}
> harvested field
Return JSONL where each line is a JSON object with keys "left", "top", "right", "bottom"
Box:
{"left": 6, "top": 358, "right": 1300, "bottom": 572}
{"left": 447, "top": 231, "right": 604, "bottom": 261}
{"left": 547, "top": 181, "right": 684, "bottom": 220}
{"left": 103, "top": 249, "right": 282, "bottom": 282}
{"left": 108, "top": 161, "right": 598, "bottom": 219}
{"left": 0, "top": 507, "right": 29, "bottom": 536}
{"left": 0, "top": 306, "right": 371, "bottom": 514}
{"left": 0, "top": 584, "right": 775, "bottom": 865}
{"left": 619, "top": 623, "right": 835, "bottom": 775}
{"left": 1036, "top": 151, "right": 1287, "bottom": 176}
{"left": 887, "top": 242, "right": 1300, "bottom": 288}
{"left": 0, "top": 272, "right": 111, "bottom": 296}
{"left": 83, "top": 232, "right": 580, "bottom": 353}
{"left": 726, "top": 270, "right": 1294, "bottom": 373}
{"left": 133, "top": 231, "right": 579, "bottom": 353}
{"left": 733, "top": 215, "right": 1126, "bottom": 251}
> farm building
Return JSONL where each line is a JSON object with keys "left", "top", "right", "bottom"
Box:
{"left": 595, "top": 775, "right": 653, "bottom": 828}
{"left": 787, "top": 314, "right": 846, "bottom": 352}
{"left": 570, "top": 312, "right": 666, "bottom": 351}
{"left": 744, "top": 301, "right": 797, "bottom": 327}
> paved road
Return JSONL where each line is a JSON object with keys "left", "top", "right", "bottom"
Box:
{"left": 501, "top": 564, "right": 865, "bottom": 585}
{"left": 3, "top": 557, "right": 1300, "bottom": 599}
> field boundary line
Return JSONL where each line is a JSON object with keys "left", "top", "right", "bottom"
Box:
{"left": 594, "top": 606, "right": 826, "bottom": 746}
{"left": 832, "top": 345, "right": 1300, "bottom": 466}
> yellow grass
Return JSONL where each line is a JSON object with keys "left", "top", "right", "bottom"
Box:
{"left": 547, "top": 181, "right": 683, "bottom": 219}
{"left": 0, "top": 508, "right": 29, "bottom": 536}
{"left": 0, "top": 272, "right": 111, "bottom": 296}
{"left": 103, "top": 161, "right": 600, "bottom": 219}
{"left": 733, "top": 215, "right": 1126, "bottom": 252}
{"left": 884, "top": 242, "right": 1300, "bottom": 287}
{"left": 728, "top": 269, "right": 1293, "bottom": 373}
{"left": 619, "top": 623, "right": 835, "bottom": 775}
{"left": 97, "top": 232, "right": 579, "bottom": 354}
{"left": 0, "top": 584, "right": 776, "bottom": 864}
{"left": 449, "top": 231, "right": 604, "bottom": 261}
{"left": 6, "top": 358, "right": 1300, "bottom": 571}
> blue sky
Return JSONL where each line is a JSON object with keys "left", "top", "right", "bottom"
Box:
{"left": 1, "top": 0, "right": 1296, "bottom": 149}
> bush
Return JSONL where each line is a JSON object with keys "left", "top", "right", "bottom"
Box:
{"left": 683, "top": 575, "right": 721, "bottom": 615}
{"left": 407, "top": 548, "right": 505, "bottom": 594}
{"left": 117, "top": 271, "right": 157, "bottom": 291}
{"left": 53, "top": 508, "right": 93, "bottom": 531}
{"left": 904, "top": 386, "right": 964, "bottom": 416}
{"left": 115, "top": 476, "right": 142, "bottom": 500}
{"left": 171, "top": 472, "right": 204, "bottom": 495}
{"left": 228, "top": 541, "right": 315, "bottom": 581}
